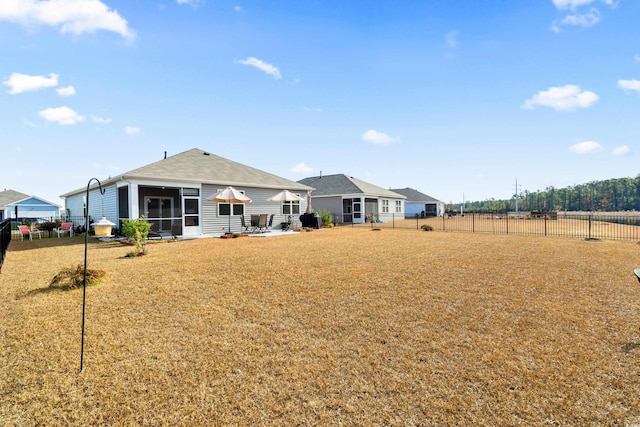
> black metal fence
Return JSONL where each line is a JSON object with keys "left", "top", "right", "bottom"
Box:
{"left": 1, "top": 219, "right": 12, "bottom": 273}
{"left": 341, "top": 212, "right": 640, "bottom": 241}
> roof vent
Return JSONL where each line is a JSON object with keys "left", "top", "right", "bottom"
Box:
{"left": 203, "top": 152, "right": 210, "bottom": 156}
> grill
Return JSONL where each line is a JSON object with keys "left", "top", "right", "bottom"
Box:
{"left": 299, "top": 213, "right": 321, "bottom": 229}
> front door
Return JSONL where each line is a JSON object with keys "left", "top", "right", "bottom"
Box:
{"left": 353, "top": 200, "right": 362, "bottom": 223}
{"left": 183, "top": 197, "right": 200, "bottom": 236}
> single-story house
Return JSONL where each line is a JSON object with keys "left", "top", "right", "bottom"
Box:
{"left": 60, "top": 148, "right": 314, "bottom": 237}
{"left": 297, "top": 174, "right": 406, "bottom": 224}
{"left": 0, "top": 189, "right": 61, "bottom": 221}
{"left": 390, "top": 187, "right": 446, "bottom": 217}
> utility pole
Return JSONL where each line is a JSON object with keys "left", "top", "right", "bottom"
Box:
{"left": 514, "top": 179, "right": 521, "bottom": 212}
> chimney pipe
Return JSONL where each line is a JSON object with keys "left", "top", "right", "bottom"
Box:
{"left": 164, "top": 151, "right": 167, "bottom": 159}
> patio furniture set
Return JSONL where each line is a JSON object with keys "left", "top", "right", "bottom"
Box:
{"left": 241, "top": 214, "right": 275, "bottom": 233}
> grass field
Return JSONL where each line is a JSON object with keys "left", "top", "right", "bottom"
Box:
{"left": 2, "top": 228, "right": 640, "bottom": 425}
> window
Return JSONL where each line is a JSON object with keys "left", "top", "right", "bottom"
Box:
{"left": 217, "top": 188, "right": 246, "bottom": 217}
{"left": 395, "top": 200, "right": 402, "bottom": 213}
{"left": 382, "top": 199, "right": 389, "bottom": 213}
{"left": 282, "top": 200, "right": 300, "bottom": 215}
{"left": 183, "top": 188, "right": 199, "bottom": 196}
{"left": 219, "top": 203, "right": 245, "bottom": 216}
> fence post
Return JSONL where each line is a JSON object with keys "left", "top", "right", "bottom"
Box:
{"left": 416, "top": 214, "right": 419, "bottom": 230}
{"left": 472, "top": 213, "right": 475, "bottom": 233}
{"left": 544, "top": 215, "right": 547, "bottom": 236}
{"left": 506, "top": 213, "right": 509, "bottom": 235}
{"left": 443, "top": 214, "right": 445, "bottom": 231}
{"left": 588, "top": 215, "right": 592, "bottom": 239}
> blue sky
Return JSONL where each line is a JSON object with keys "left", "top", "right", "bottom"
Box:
{"left": 1, "top": 0, "right": 639, "bottom": 207}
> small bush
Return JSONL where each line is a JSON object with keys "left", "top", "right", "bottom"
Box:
{"left": 121, "top": 216, "right": 152, "bottom": 240}
{"left": 317, "top": 209, "right": 333, "bottom": 227}
{"left": 421, "top": 224, "right": 434, "bottom": 231}
{"left": 49, "top": 264, "right": 106, "bottom": 290}
{"left": 38, "top": 221, "right": 61, "bottom": 232}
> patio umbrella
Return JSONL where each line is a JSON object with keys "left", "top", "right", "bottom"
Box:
{"left": 267, "top": 189, "right": 305, "bottom": 203}
{"left": 306, "top": 192, "right": 313, "bottom": 214}
{"left": 206, "top": 186, "right": 251, "bottom": 234}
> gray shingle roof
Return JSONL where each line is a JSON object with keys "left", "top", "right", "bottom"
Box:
{"left": 62, "top": 148, "right": 313, "bottom": 196}
{"left": 390, "top": 187, "right": 443, "bottom": 203}
{"left": 298, "top": 174, "right": 405, "bottom": 199}
{"left": 0, "top": 189, "right": 30, "bottom": 207}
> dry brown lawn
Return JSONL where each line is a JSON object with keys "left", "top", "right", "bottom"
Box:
{"left": 1, "top": 228, "right": 640, "bottom": 426}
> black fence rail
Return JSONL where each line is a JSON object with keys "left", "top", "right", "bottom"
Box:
{"left": 341, "top": 212, "right": 640, "bottom": 241}
{"left": 1, "top": 219, "right": 12, "bottom": 273}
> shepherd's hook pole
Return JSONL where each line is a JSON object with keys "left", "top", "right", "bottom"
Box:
{"left": 80, "top": 178, "right": 105, "bottom": 373}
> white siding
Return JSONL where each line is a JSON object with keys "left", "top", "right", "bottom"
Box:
{"left": 64, "top": 185, "right": 118, "bottom": 227}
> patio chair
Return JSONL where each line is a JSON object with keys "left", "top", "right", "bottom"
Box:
{"left": 240, "top": 215, "right": 251, "bottom": 233}
{"left": 266, "top": 214, "right": 275, "bottom": 231}
{"left": 56, "top": 222, "right": 74, "bottom": 238}
{"left": 18, "top": 225, "right": 41, "bottom": 241}
{"left": 250, "top": 214, "right": 260, "bottom": 233}
{"left": 257, "top": 214, "right": 268, "bottom": 233}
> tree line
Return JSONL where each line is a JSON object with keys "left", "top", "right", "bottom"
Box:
{"left": 450, "top": 175, "right": 640, "bottom": 213}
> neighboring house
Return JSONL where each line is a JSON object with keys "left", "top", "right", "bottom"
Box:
{"left": 60, "top": 148, "right": 314, "bottom": 237}
{"left": 298, "top": 174, "right": 406, "bottom": 224}
{"left": 390, "top": 187, "right": 446, "bottom": 217}
{"left": 0, "top": 189, "right": 61, "bottom": 221}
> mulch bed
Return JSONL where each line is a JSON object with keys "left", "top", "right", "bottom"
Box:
{"left": 1, "top": 229, "right": 639, "bottom": 425}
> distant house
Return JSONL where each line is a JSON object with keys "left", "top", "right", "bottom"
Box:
{"left": 390, "top": 187, "right": 445, "bottom": 217}
{"left": 0, "top": 189, "right": 61, "bottom": 221}
{"left": 298, "top": 174, "right": 406, "bottom": 224}
{"left": 60, "top": 148, "right": 314, "bottom": 237}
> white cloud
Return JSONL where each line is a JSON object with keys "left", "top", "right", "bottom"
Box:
{"left": 176, "top": 0, "right": 201, "bottom": 6}
{"left": 617, "top": 79, "right": 640, "bottom": 93}
{"left": 0, "top": 0, "right": 135, "bottom": 40}
{"left": 560, "top": 9, "right": 600, "bottom": 27}
{"left": 445, "top": 31, "right": 458, "bottom": 49}
{"left": 124, "top": 126, "right": 140, "bottom": 135}
{"left": 613, "top": 145, "right": 631, "bottom": 156}
{"left": 234, "top": 6, "right": 243, "bottom": 12}
{"left": 553, "top": 0, "right": 596, "bottom": 10}
{"left": 92, "top": 115, "right": 111, "bottom": 124}
{"left": 238, "top": 57, "right": 282, "bottom": 80}
{"left": 3, "top": 72, "right": 58, "bottom": 94}
{"left": 38, "top": 106, "right": 85, "bottom": 125}
{"left": 522, "top": 84, "right": 599, "bottom": 111}
{"left": 570, "top": 140, "right": 604, "bottom": 154}
{"left": 291, "top": 162, "right": 314, "bottom": 174}
{"left": 362, "top": 130, "right": 396, "bottom": 145}
{"left": 56, "top": 85, "right": 75, "bottom": 96}
{"left": 635, "top": 54, "right": 640, "bottom": 63}
{"left": 551, "top": 0, "right": 615, "bottom": 32}
{"left": 552, "top": 0, "right": 615, "bottom": 10}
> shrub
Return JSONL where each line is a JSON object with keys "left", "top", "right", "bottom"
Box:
{"left": 38, "top": 221, "right": 58, "bottom": 232}
{"left": 121, "top": 216, "right": 152, "bottom": 240}
{"left": 421, "top": 224, "right": 434, "bottom": 231}
{"left": 122, "top": 216, "right": 152, "bottom": 256}
{"left": 317, "top": 209, "right": 333, "bottom": 227}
